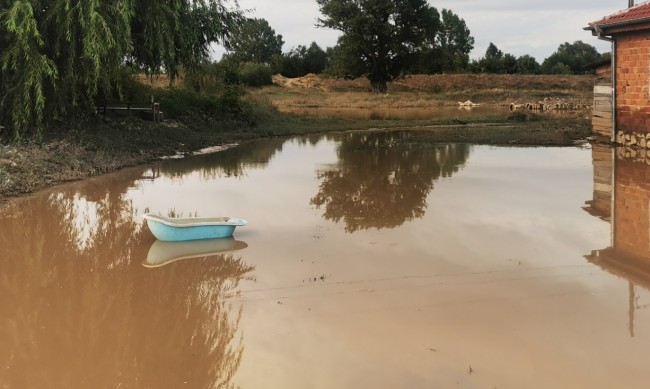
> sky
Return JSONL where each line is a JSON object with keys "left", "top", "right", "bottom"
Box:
{"left": 213, "top": 0, "right": 630, "bottom": 62}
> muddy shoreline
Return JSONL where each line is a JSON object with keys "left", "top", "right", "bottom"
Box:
{"left": 0, "top": 119, "right": 593, "bottom": 203}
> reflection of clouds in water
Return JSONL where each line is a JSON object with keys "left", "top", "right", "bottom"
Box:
{"left": 404, "top": 144, "right": 611, "bottom": 279}
{"left": 50, "top": 192, "right": 101, "bottom": 250}
{"left": 126, "top": 136, "right": 338, "bottom": 234}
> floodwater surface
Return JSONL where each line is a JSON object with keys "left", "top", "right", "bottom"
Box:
{"left": 1, "top": 132, "right": 649, "bottom": 388}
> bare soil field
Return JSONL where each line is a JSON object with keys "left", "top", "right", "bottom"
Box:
{"left": 263, "top": 73, "right": 593, "bottom": 111}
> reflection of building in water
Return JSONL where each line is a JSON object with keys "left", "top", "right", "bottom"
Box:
{"left": 585, "top": 144, "right": 650, "bottom": 336}
{"left": 583, "top": 144, "right": 612, "bottom": 221}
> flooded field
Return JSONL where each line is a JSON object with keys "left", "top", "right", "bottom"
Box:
{"left": 1, "top": 132, "right": 649, "bottom": 388}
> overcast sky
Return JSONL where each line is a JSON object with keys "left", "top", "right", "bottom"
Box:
{"left": 214, "top": 0, "right": 629, "bottom": 61}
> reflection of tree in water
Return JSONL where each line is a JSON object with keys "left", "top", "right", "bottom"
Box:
{"left": 0, "top": 188, "right": 254, "bottom": 388}
{"left": 311, "top": 132, "right": 470, "bottom": 232}
{"left": 159, "top": 138, "right": 289, "bottom": 180}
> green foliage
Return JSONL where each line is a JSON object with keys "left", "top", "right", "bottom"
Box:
{"left": 471, "top": 43, "right": 532, "bottom": 74}
{"left": 503, "top": 54, "right": 517, "bottom": 74}
{"left": 468, "top": 40, "right": 603, "bottom": 75}
{"left": 515, "top": 55, "right": 541, "bottom": 74}
{"left": 154, "top": 87, "right": 243, "bottom": 119}
{"left": 131, "top": 1, "right": 242, "bottom": 78}
{"left": 541, "top": 41, "right": 602, "bottom": 74}
{"left": 0, "top": 0, "right": 243, "bottom": 139}
{"left": 303, "top": 42, "right": 329, "bottom": 75}
{"left": 223, "top": 18, "right": 284, "bottom": 64}
{"left": 431, "top": 9, "right": 474, "bottom": 72}
{"left": 480, "top": 42, "right": 505, "bottom": 73}
{"left": 547, "top": 62, "right": 573, "bottom": 75}
{"left": 0, "top": 1, "right": 57, "bottom": 140}
{"left": 317, "top": 0, "right": 440, "bottom": 92}
{"left": 323, "top": 44, "right": 362, "bottom": 78}
{"left": 278, "top": 42, "right": 329, "bottom": 78}
{"left": 184, "top": 60, "right": 240, "bottom": 94}
{"left": 238, "top": 62, "right": 273, "bottom": 87}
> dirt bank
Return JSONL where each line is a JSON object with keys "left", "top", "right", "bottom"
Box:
{"left": 264, "top": 73, "right": 593, "bottom": 110}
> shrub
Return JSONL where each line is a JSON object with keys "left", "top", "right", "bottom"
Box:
{"left": 184, "top": 60, "right": 239, "bottom": 94}
{"left": 238, "top": 62, "right": 273, "bottom": 87}
{"left": 154, "top": 87, "right": 243, "bottom": 119}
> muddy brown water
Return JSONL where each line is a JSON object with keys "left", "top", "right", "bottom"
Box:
{"left": 1, "top": 132, "right": 649, "bottom": 388}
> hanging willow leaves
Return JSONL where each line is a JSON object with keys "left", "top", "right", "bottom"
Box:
{"left": 131, "top": 0, "right": 243, "bottom": 80}
{"left": 0, "top": 0, "right": 242, "bottom": 139}
{"left": 0, "top": 1, "right": 57, "bottom": 139}
{"left": 46, "top": 0, "right": 134, "bottom": 112}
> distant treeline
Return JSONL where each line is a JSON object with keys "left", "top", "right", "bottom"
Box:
{"left": 222, "top": 26, "right": 608, "bottom": 83}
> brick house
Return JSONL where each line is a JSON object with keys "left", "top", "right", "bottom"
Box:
{"left": 586, "top": 1, "right": 650, "bottom": 145}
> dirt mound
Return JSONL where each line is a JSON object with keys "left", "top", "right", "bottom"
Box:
{"left": 273, "top": 74, "right": 324, "bottom": 89}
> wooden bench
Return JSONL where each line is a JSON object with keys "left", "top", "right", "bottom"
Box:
{"left": 99, "top": 102, "right": 163, "bottom": 122}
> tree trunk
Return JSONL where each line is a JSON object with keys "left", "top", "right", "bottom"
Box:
{"left": 370, "top": 80, "right": 387, "bottom": 93}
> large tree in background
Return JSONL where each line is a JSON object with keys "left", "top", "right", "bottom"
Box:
{"left": 541, "top": 41, "right": 602, "bottom": 74}
{"left": 435, "top": 9, "right": 474, "bottom": 71}
{"left": 317, "top": 0, "right": 440, "bottom": 92}
{"left": 408, "top": 8, "right": 474, "bottom": 74}
{"left": 0, "top": 0, "right": 242, "bottom": 139}
{"left": 515, "top": 55, "right": 541, "bottom": 74}
{"left": 472, "top": 42, "right": 518, "bottom": 74}
{"left": 279, "top": 42, "right": 329, "bottom": 78}
{"left": 482, "top": 42, "right": 504, "bottom": 73}
{"left": 223, "top": 17, "right": 284, "bottom": 64}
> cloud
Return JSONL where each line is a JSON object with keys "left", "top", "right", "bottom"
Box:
{"left": 433, "top": 0, "right": 620, "bottom": 59}
{"left": 215, "top": 0, "right": 625, "bottom": 61}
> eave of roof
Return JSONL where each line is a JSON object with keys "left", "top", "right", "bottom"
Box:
{"left": 587, "top": 1, "right": 650, "bottom": 32}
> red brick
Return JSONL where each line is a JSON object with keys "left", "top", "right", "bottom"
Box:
{"left": 614, "top": 160, "right": 650, "bottom": 261}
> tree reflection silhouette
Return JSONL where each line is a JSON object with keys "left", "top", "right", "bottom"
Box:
{"left": 311, "top": 132, "right": 470, "bottom": 232}
{"left": 0, "top": 188, "right": 254, "bottom": 388}
{"left": 158, "top": 138, "right": 288, "bottom": 180}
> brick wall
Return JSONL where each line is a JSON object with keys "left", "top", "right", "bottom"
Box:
{"left": 614, "top": 158, "right": 650, "bottom": 261}
{"left": 616, "top": 32, "right": 650, "bottom": 133}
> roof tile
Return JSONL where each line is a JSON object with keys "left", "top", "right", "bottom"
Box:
{"left": 590, "top": 1, "right": 650, "bottom": 27}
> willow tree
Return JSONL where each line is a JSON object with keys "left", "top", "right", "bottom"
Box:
{"left": 0, "top": 0, "right": 242, "bottom": 140}
{"left": 317, "top": 0, "right": 440, "bottom": 92}
{"left": 131, "top": 1, "right": 242, "bottom": 78}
